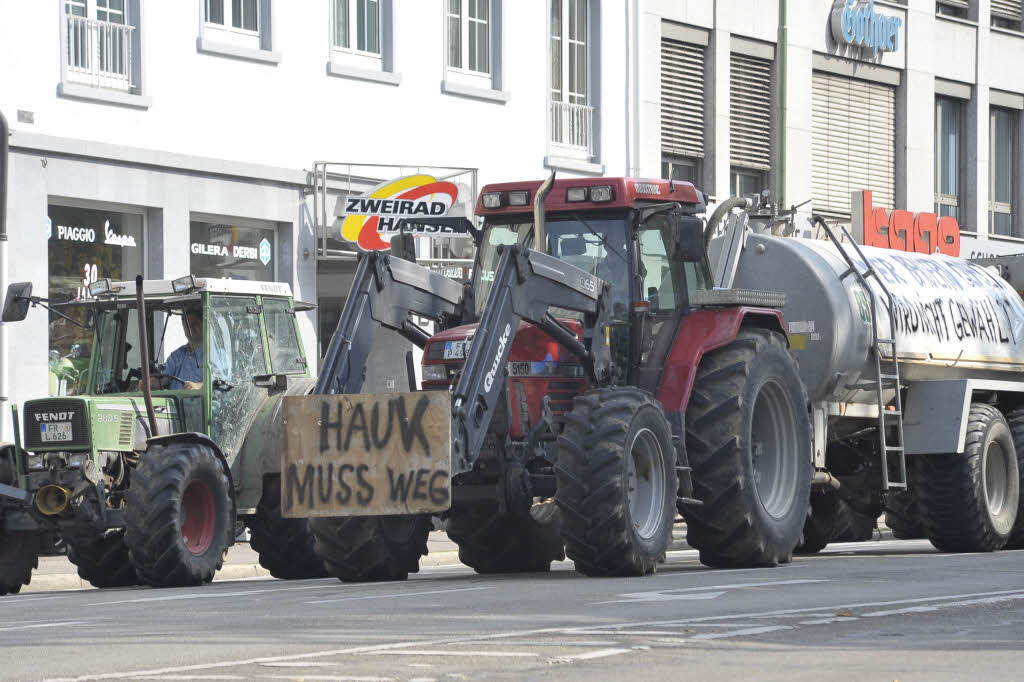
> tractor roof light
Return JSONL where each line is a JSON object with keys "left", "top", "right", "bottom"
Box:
{"left": 589, "top": 186, "right": 614, "bottom": 202}
{"left": 566, "top": 187, "right": 588, "bottom": 202}
{"left": 482, "top": 192, "right": 503, "bottom": 209}
{"left": 172, "top": 275, "right": 201, "bottom": 293}
{"left": 88, "top": 278, "right": 123, "bottom": 297}
{"left": 508, "top": 190, "right": 530, "bottom": 207}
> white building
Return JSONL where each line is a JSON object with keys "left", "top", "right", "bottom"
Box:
{"left": 1, "top": 0, "right": 1023, "bottom": 438}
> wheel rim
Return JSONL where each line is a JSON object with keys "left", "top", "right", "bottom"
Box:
{"left": 626, "top": 427, "right": 667, "bottom": 541}
{"left": 984, "top": 438, "right": 1011, "bottom": 518}
{"left": 181, "top": 479, "right": 216, "bottom": 556}
{"left": 751, "top": 379, "right": 799, "bottom": 519}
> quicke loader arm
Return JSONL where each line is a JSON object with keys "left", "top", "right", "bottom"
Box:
{"left": 450, "top": 243, "right": 612, "bottom": 474}
{"left": 315, "top": 251, "right": 465, "bottom": 395}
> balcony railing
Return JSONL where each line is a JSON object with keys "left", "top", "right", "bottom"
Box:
{"left": 65, "top": 15, "right": 135, "bottom": 91}
{"left": 549, "top": 100, "right": 594, "bottom": 159}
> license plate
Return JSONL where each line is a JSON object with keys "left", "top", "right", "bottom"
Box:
{"left": 444, "top": 339, "right": 472, "bottom": 360}
{"left": 40, "top": 422, "right": 73, "bottom": 443}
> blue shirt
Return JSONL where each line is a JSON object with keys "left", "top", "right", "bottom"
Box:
{"left": 164, "top": 343, "right": 204, "bottom": 390}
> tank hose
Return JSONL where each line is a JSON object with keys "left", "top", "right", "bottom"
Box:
{"left": 703, "top": 196, "right": 753, "bottom": 255}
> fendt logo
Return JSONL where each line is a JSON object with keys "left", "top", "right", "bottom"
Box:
{"left": 483, "top": 324, "right": 513, "bottom": 393}
{"left": 35, "top": 412, "right": 75, "bottom": 422}
{"left": 341, "top": 175, "right": 459, "bottom": 251}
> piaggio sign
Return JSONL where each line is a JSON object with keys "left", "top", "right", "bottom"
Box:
{"left": 340, "top": 174, "right": 460, "bottom": 250}
{"left": 851, "top": 190, "right": 961, "bottom": 257}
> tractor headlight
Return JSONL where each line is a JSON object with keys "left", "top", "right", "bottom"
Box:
{"left": 566, "top": 187, "right": 588, "bottom": 202}
{"left": 589, "top": 186, "right": 613, "bottom": 202}
{"left": 26, "top": 454, "right": 44, "bottom": 470}
{"left": 508, "top": 191, "right": 530, "bottom": 207}
{"left": 66, "top": 453, "right": 90, "bottom": 468}
{"left": 421, "top": 364, "right": 449, "bottom": 381}
{"left": 481, "top": 192, "right": 503, "bottom": 209}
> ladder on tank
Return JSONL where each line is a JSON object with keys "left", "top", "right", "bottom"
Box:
{"left": 812, "top": 217, "right": 908, "bottom": 491}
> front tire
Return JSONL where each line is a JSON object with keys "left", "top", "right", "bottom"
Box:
{"left": 248, "top": 475, "right": 328, "bottom": 580}
{"left": 309, "top": 515, "right": 430, "bottom": 582}
{"left": 66, "top": 531, "right": 139, "bottom": 588}
{"left": 446, "top": 508, "right": 564, "bottom": 574}
{"left": 916, "top": 404, "right": 1019, "bottom": 553}
{"left": 1003, "top": 409, "right": 1024, "bottom": 549}
{"left": 0, "top": 531, "right": 38, "bottom": 595}
{"left": 125, "top": 442, "right": 234, "bottom": 587}
{"left": 684, "top": 328, "right": 812, "bottom": 568}
{"left": 555, "top": 387, "right": 677, "bottom": 577}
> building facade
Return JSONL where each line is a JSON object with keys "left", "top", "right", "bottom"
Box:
{"left": 1, "top": 0, "right": 1022, "bottom": 439}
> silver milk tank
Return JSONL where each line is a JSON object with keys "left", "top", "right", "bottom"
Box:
{"left": 727, "top": 234, "right": 1024, "bottom": 403}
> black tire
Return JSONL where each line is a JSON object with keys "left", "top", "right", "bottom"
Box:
{"left": 684, "top": 328, "right": 812, "bottom": 568}
{"left": 830, "top": 499, "right": 876, "bottom": 543}
{"left": 0, "top": 531, "right": 37, "bottom": 596}
{"left": 125, "top": 442, "right": 234, "bottom": 587}
{"left": 248, "top": 475, "right": 328, "bottom": 580}
{"left": 884, "top": 490, "right": 924, "bottom": 540}
{"left": 916, "top": 403, "right": 1019, "bottom": 553}
{"left": 66, "top": 531, "right": 140, "bottom": 588}
{"left": 555, "top": 387, "right": 677, "bottom": 577}
{"left": 309, "top": 515, "right": 431, "bottom": 582}
{"left": 1003, "top": 409, "right": 1024, "bottom": 549}
{"left": 795, "top": 492, "right": 837, "bottom": 554}
{"left": 446, "top": 508, "right": 564, "bottom": 574}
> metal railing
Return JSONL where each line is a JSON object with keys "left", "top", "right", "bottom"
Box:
{"left": 549, "top": 100, "right": 594, "bottom": 158}
{"left": 65, "top": 15, "right": 135, "bottom": 90}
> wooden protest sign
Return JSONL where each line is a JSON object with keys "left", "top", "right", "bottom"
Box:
{"left": 281, "top": 392, "right": 452, "bottom": 518}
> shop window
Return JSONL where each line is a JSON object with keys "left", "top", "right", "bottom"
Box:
{"left": 989, "top": 107, "right": 1018, "bottom": 237}
{"left": 189, "top": 221, "right": 275, "bottom": 281}
{"left": 47, "top": 205, "right": 144, "bottom": 396}
{"left": 199, "top": 0, "right": 278, "bottom": 63}
{"left": 935, "top": 97, "right": 964, "bottom": 221}
{"left": 263, "top": 297, "right": 305, "bottom": 373}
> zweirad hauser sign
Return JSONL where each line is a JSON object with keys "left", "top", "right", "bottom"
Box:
{"left": 831, "top": 0, "right": 904, "bottom": 57}
{"left": 280, "top": 392, "right": 452, "bottom": 517}
{"left": 339, "top": 174, "right": 461, "bottom": 250}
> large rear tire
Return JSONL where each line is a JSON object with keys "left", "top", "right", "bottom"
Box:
{"left": 795, "top": 492, "right": 836, "bottom": 554}
{"left": 555, "top": 387, "right": 677, "bottom": 577}
{"left": 248, "top": 475, "right": 328, "bottom": 580}
{"left": 125, "top": 442, "right": 234, "bottom": 587}
{"left": 884, "top": 489, "right": 924, "bottom": 540}
{"left": 446, "top": 508, "right": 564, "bottom": 574}
{"left": 66, "top": 531, "right": 139, "bottom": 588}
{"left": 831, "top": 499, "right": 876, "bottom": 543}
{"left": 916, "top": 404, "right": 1019, "bottom": 553}
{"left": 1003, "top": 409, "right": 1024, "bottom": 549}
{"left": 309, "top": 515, "right": 430, "bottom": 582}
{"left": 684, "top": 328, "right": 812, "bottom": 568}
{"left": 0, "top": 531, "right": 37, "bottom": 595}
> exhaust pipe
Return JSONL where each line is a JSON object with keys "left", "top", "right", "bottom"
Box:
{"left": 533, "top": 171, "right": 556, "bottom": 254}
{"left": 35, "top": 484, "right": 73, "bottom": 515}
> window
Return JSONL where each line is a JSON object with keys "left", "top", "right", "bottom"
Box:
{"left": 992, "top": 1, "right": 1023, "bottom": 29}
{"left": 935, "top": 97, "right": 964, "bottom": 220}
{"left": 638, "top": 217, "right": 686, "bottom": 314}
{"left": 730, "top": 52, "right": 772, "bottom": 198}
{"left": 61, "top": 0, "right": 142, "bottom": 99}
{"left": 205, "top": 0, "right": 258, "bottom": 32}
{"left": 662, "top": 156, "right": 699, "bottom": 185}
{"left": 936, "top": 0, "right": 969, "bottom": 19}
{"left": 731, "top": 169, "right": 764, "bottom": 197}
{"left": 264, "top": 298, "right": 306, "bottom": 374}
{"left": 200, "top": 0, "right": 276, "bottom": 60}
{"left": 189, "top": 221, "right": 275, "bottom": 281}
{"left": 333, "top": 0, "right": 379, "bottom": 54}
{"left": 447, "top": 0, "right": 489, "bottom": 73}
{"left": 548, "top": 0, "right": 595, "bottom": 161}
{"left": 661, "top": 34, "right": 706, "bottom": 186}
{"left": 990, "top": 107, "right": 1018, "bottom": 236}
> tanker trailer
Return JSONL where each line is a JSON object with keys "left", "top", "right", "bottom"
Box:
{"left": 714, "top": 219, "right": 1024, "bottom": 554}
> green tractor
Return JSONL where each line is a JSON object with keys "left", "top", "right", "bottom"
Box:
{"left": 0, "top": 275, "right": 327, "bottom": 594}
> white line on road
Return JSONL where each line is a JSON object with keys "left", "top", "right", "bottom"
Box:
{"left": 361, "top": 650, "right": 537, "bottom": 658}
{"left": 135, "top": 676, "right": 246, "bottom": 680}
{"left": 594, "top": 578, "right": 828, "bottom": 604}
{"left": 263, "top": 677, "right": 395, "bottom": 682}
{"left": 690, "top": 625, "right": 793, "bottom": 640}
{"left": 88, "top": 583, "right": 336, "bottom": 606}
{"left": 0, "top": 620, "right": 90, "bottom": 632}
{"left": 306, "top": 586, "right": 492, "bottom": 605}
{"left": 553, "top": 648, "right": 632, "bottom": 662}
{"left": 862, "top": 592, "right": 1024, "bottom": 617}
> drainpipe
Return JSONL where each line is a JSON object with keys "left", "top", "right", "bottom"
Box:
{"left": 777, "top": 0, "right": 788, "bottom": 208}
{"left": 0, "top": 110, "right": 9, "bottom": 443}
{"left": 630, "top": 0, "right": 640, "bottom": 176}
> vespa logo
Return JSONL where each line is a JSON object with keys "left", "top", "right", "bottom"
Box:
{"left": 483, "top": 323, "right": 512, "bottom": 393}
{"left": 35, "top": 412, "right": 75, "bottom": 422}
{"left": 831, "top": 0, "right": 903, "bottom": 58}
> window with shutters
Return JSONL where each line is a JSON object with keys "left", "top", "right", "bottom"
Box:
{"left": 990, "top": 107, "right": 1018, "bottom": 237}
{"left": 992, "top": 0, "right": 1023, "bottom": 29}
{"left": 935, "top": 97, "right": 964, "bottom": 221}
{"left": 811, "top": 72, "right": 896, "bottom": 222}
{"left": 730, "top": 52, "right": 772, "bottom": 197}
{"left": 549, "top": 0, "right": 596, "bottom": 161}
{"left": 936, "top": 0, "right": 969, "bottom": 19}
{"left": 661, "top": 37, "right": 705, "bottom": 184}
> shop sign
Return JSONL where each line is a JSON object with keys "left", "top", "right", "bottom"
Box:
{"left": 49, "top": 219, "right": 137, "bottom": 248}
{"left": 852, "top": 190, "right": 960, "bottom": 257}
{"left": 831, "top": 0, "right": 903, "bottom": 57}
{"left": 190, "top": 241, "right": 267, "bottom": 261}
{"left": 340, "top": 175, "right": 459, "bottom": 251}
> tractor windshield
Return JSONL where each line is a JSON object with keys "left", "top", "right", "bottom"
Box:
{"left": 472, "top": 215, "right": 631, "bottom": 321}
{"left": 90, "top": 303, "right": 195, "bottom": 394}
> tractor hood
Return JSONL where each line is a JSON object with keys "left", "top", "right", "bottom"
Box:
{"left": 22, "top": 395, "right": 182, "bottom": 453}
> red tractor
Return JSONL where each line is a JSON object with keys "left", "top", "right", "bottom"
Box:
{"left": 284, "top": 175, "right": 811, "bottom": 579}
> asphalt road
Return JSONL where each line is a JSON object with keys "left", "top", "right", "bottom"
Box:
{"left": 2, "top": 539, "right": 1023, "bottom": 682}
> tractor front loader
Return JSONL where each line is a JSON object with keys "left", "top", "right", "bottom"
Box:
{"left": 281, "top": 174, "right": 812, "bottom": 580}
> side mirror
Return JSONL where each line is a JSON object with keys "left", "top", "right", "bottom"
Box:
{"left": 676, "top": 216, "right": 705, "bottom": 263}
{"left": 2, "top": 282, "right": 33, "bottom": 322}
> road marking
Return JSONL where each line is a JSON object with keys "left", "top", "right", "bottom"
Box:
{"left": 135, "top": 677, "right": 246, "bottom": 680}
{"left": 263, "top": 677, "right": 395, "bottom": 682}
{"left": 798, "top": 617, "right": 858, "bottom": 625}
{"left": 862, "top": 592, "right": 1024, "bottom": 617}
{"left": 595, "top": 578, "right": 828, "bottom": 604}
{"left": 306, "top": 586, "right": 492, "bottom": 605}
{"left": 690, "top": 625, "right": 792, "bottom": 640}
{"left": 362, "top": 650, "right": 537, "bottom": 658}
{"left": 0, "top": 620, "right": 89, "bottom": 632}
{"left": 553, "top": 648, "right": 631, "bottom": 662}
{"left": 89, "top": 583, "right": 339, "bottom": 606}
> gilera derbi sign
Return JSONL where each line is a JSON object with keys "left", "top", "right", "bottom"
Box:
{"left": 831, "top": 0, "right": 904, "bottom": 57}
{"left": 340, "top": 174, "right": 460, "bottom": 250}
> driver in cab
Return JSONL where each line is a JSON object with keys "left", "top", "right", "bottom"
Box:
{"left": 163, "top": 306, "right": 204, "bottom": 390}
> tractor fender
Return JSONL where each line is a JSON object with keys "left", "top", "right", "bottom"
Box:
{"left": 145, "top": 432, "right": 237, "bottom": 521}
{"left": 656, "top": 306, "right": 787, "bottom": 416}
{"left": 233, "top": 377, "right": 316, "bottom": 512}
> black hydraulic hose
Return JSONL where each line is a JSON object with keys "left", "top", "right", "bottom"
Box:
{"left": 703, "top": 196, "right": 752, "bottom": 255}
